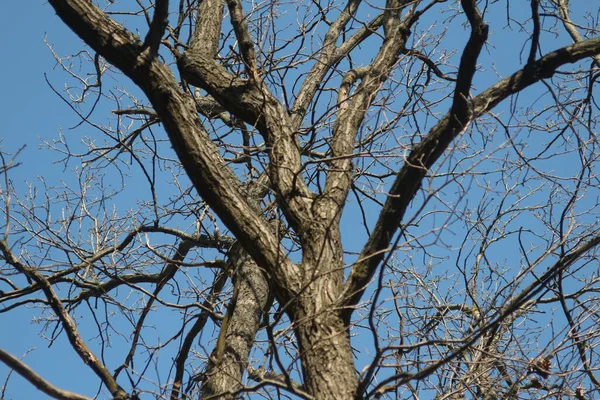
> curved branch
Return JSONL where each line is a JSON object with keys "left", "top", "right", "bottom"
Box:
{"left": 342, "top": 35, "right": 600, "bottom": 323}
{"left": 0, "top": 348, "right": 92, "bottom": 400}
{"left": 171, "top": 271, "right": 228, "bottom": 400}
{"left": 0, "top": 240, "right": 128, "bottom": 398}
{"left": 114, "top": 240, "right": 193, "bottom": 378}
{"left": 403, "top": 48, "right": 457, "bottom": 81}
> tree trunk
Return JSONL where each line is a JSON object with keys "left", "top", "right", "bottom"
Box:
{"left": 201, "top": 254, "right": 270, "bottom": 398}
{"left": 295, "top": 288, "right": 357, "bottom": 399}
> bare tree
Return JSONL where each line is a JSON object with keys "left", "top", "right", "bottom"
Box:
{"left": 2, "top": 0, "right": 600, "bottom": 399}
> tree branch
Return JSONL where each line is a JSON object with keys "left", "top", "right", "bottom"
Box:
{"left": 0, "top": 348, "right": 92, "bottom": 400}
{"left": 170, "top": 271, "right": 228, "bottom": 400}
{"left": 114, "top": 240, "right": 194, "bottom": 378}
{"left": 0, "top": 226, "right": 232, "bottom": 307}
{"left": 226, "top": 0, "right": 259, "bottom": 81}
{"left": 0, "top": 240, "right": 128, "bottom": 399}
{"left": 557, "top": 0, "right": 600, "bottom": 67}
{"left": 290, "top": 0, "right": 374, "bottom": 127}
{"left": 342, "top": 35, "right": 600, "bottom": 324}
{"left": 247, "top": 366, "right": 312, "bottom": 399}
{"left": 48, "top": 0, "right": 301, "bottom": 306}
{"left": 190, "top": 0, "right": 223, "bottom": 58}
{"left": 178, "top": 51, "right": 313, "bottom": 235}
{"left": 528, "top": 0, "right": 540, "bottom": 65}
{"left": 313, "top": 5, "right": 413, "bottom": 233}
{"left": 451, "top": 0, "right": 488, "bottom": 123}
{"left": 143, "top": 0, "right": 169, "bottom": 57}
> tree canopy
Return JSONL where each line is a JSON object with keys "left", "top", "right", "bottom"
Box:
{"left": 2, "top": 1, "right": 600, "bottom": 399}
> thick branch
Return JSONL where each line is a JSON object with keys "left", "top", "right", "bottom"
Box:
{"left": 143, "top": 0, "right": 169, "bottom": 57}
{"left": 190, "top": 0, "right": 223, "bottom": 58}
{"left": 0, "top": 240, "right": 128, "bottom": 399}
{"left": 201, "top": 248, "right": 270, "bottom": 398}
{"left": 200, "top": 173, "right": 273, "bottom": 399}
{"left": 528, "top": 0, "right": 540, "bottom": 65}
{"left": 342, "top": 36, "right": 600, "bottom": 323}
{"left": 451, "top": 0, "right": 488, "bottom": 122}
{"left": 226, "top": 0, "right": 259, "bottom": 81}
{"left": 0, "top": 348, "right": 92, "bottom": 400}
{"left": 178, "top": 53, "right": 314, "bottom": 233}
{"left": 48, "top": 0, "right": 300, "bottom": 305}
{"left": 290, "top": 0, "right": 370, "bottom": 127}
{"left": 313, "top": 10, "right": 412, "bottom": 233}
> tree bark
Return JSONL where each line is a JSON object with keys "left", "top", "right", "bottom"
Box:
{"left": 201, "top": 251, "right": 270, "bottom": 398}
{"left": 295, "top": 298, "right": 357, "bottom": 399}
{"left": 294, "top": 224, "right": 357, "bottom": 399}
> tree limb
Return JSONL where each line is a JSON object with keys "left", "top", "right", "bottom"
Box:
{"left": 143, "top": 0, "right": 169, "bottom": 57}
{"left": 342, "top": 35, "right": 600, "bottom": 324}
{"left": 178, "top": 51, "right": 314, "bottom": 235}
{"left": 0, "top": 348, "right": 92, "bottom": 400}
{"left": 48, "top": 0, "right": 301, "bottom": 305}
{"left": 557, "top": 0, "right": 600, "bottom": 67}
{"left": 190, "top": 0, "right": 223, "bottom": 58}
{"left": 226, "top": 0, "right": 259, "bottom": 81}
{"left": 0, "top": 240, "right": 128, "bottom": 399}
